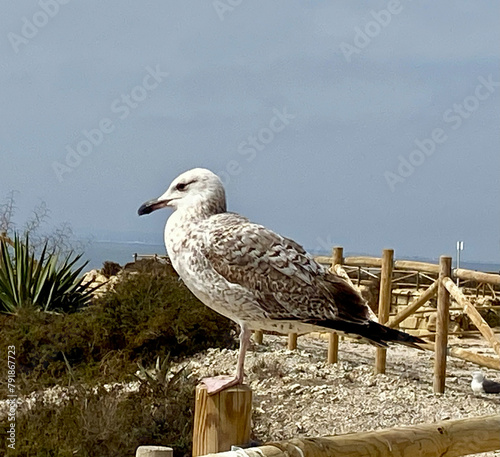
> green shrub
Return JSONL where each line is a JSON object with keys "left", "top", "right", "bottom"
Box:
{"left": 0, "top": 261, "right": 236, "bottom": 456}
{"left": 0, "top": 363, "right": 196, "bottom": 457}
{"left": 0, "top": 262, "right": 236, "bottom": 392}
{"left": 101, "top": 261, "right": 122, "bottom": 278}
{"left": 0, "top": 233, "right": 96, "bottom": 314}
{"left": 93, "top": 264, "right": 236, "bottom": 363}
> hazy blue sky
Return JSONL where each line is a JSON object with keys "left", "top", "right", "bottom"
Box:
{"left": 1, "top": 1, "right": 499, "bottom": 263}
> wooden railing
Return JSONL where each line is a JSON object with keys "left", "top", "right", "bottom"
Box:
{"left": 259, "top": 247, "right": 500, "bottom": 391}
{"left": 195, "top": 414, "right": 500, "bottom": 457}
{"left": 327, "top": 249, "right": 500, "bottom": 387}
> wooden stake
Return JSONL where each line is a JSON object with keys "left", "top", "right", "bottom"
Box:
{"left": 327, "top": 246, "right": 343, "bottom": 364}
{"left": 331, "top": 246, "right": 344, "bottom": 268}
{"left": 433, "top": 256, "right": 452, "bottom": 393}
{"left": 288, "top": 333, "right": 298, "bottom": 350}
{"left": 192, "top": 384, "right": 252, "bottom": 457}
{"left": 253, "top": 330, "right": 263, "bottom": 345}
{"left": 375, "top": 249, "right": 393, "bottom": 374}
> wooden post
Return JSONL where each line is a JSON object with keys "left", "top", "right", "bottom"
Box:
{"left": 192, "top": 384, "right": 252, "bottom": 457}
{"left": 433, "top": 256, "right": 452, "bottom": 394}
{"left": 136, "top": 446, "right": 173, "bottom": 457}
{"left": 253, "top": 330, "right": 263, "bottom": 345}
{"left": 327, "top": 246, "right": 344, "bottom": 364}
{"left": 288, "top": 333, "right": 298, "bottom": 350}
{"left": 375, "top": 249, "right": 393, "bottom": 374}
{"left": 331, "top": 246, "right": 344, "bottom": 269}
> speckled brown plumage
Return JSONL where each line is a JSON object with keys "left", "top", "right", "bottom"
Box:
{"left": 138, "top": 168, "right": 424, "bottom": 393}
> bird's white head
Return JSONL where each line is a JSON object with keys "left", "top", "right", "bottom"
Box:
{"left": 472, "top": 371, "right": 484, "bottom": 382}
{"left": 138, "top": 168, "right": 227, "bottom": 217}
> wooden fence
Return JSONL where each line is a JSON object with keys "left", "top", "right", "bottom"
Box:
{"left": 132, "top": 247, "right": 500, "bottom": 457}
{"left": 259, "top": 247, "right": 500, "bottom": 392}
{"left": 194, "top": 414, "right": 500, "bottom": 457}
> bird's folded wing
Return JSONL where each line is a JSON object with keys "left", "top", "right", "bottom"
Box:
{"left": 483, "top": 378, "right": 500, "bottom": 393}
{"left": 202, "top": 213, "right": 370, "bottom": 322}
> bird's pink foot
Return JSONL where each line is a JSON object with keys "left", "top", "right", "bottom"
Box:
{"left": 202, "top": 375, "right": 242, "bottom": 395}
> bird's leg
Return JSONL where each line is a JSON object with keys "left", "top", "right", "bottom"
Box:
{"left": 202, "top": 324, "right": 251, "bottom": 395}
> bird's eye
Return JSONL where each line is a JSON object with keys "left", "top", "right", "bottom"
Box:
{"left": 176, "top": 182, "right": 187, "bottom": 191}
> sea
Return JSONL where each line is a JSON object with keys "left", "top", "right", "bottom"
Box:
{"left": 81, "top": 240, "right": 500, "bottom": 274}
{"left": 82, "top": 240, "right": 166, "bottom": 270}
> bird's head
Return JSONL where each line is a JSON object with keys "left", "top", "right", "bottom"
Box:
{"left": 138, "top": 168, "right": 227, "bottom": 216}
{"left": 472, "top": 371, "right": 484, "bottom": 382}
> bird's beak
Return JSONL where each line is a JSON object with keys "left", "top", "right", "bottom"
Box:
{"left": 137, "top": 197, "right": 170, "bottom": 216}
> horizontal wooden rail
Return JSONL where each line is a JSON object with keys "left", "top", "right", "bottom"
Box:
{"left": 344, "top": 256, "right": 383, "bottom": 267}
{"left": 418, "top": 330, "right": 484, "bottom": 338}
{"left": 405, "top": 305, "right": 500, "bottom": 313}
{"left": 314, "top": 255, "right": 335, "bottom": 265}
{"left": 315, "top": 255, "right": 442, "bottom": 274}
{"left": 394, "top": 259, "right": 440, "bottom": 274}
{"left": 420, "top": 342, "right": 500, "bottom": 370}
{"left": 200, "top": 415, "right": 500, "bottom": 457}
{"left": 454, "top": 268, "right": 500, "bottom": 286}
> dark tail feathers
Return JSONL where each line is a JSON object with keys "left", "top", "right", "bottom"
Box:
{"left": 305, "top": 318, "right": 425, "bottom": 349}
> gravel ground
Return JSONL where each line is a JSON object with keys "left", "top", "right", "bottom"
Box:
{"left": 2, "top": 333, "right": 498, "bottom": 455}
{"left": 186, "top": 334, "right": 500, "bottom": 457}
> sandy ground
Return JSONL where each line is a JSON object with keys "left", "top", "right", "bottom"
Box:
{"left": 187, "top": 333, "right": 500, "bottom": 457}
{"left": 1, "top": 333, "right": 498, "bottom": 456}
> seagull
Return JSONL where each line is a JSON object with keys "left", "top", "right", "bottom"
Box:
{"left": 471, "top": 371, "right": 500, "bottom": 394}
{"left": 138, "top": 168, "right": 424, "bottom": 394}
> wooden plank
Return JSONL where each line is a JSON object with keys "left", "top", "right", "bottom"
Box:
{"left": 454, "top": 268, "right": 500, "bottom": 286}
{"left": 375, "top": 249, "right": 393, "bottom": 374}
{"left": 344, "top": 256, "right": 382, "bottom": 267}
{"left": 420, "top": 342, "right": 500, "bottom": 371}
{"left": 200, "top": 415, "right": 500, "bottom": 457}
{"left": 406, "top": 305, "right": 500, "bottom": 313}
{"left": 434, "top": 256, "right": 452, "bottom": 393}
{"left": 317, "top": 256, "right": 442, "bottom": 274}
{"left": 314, "top": 255, "right": 334, "bottom": 265}
{"left": 192, "top": 384, "right": 252, "bottom": 457}
{"left": 332, "top": 264, "right": 355, "bottom": 288}
{"left": 136, "top": 446, "right": 173, "bottom": 457}
{"left": 443, "top": 277, "right": 500, "bottom": 358}
{"left": 394, "top": 260, "right": 440, "bottom": 274}
{"left": 387, "top": 280, "right": 438, "bottom": 328}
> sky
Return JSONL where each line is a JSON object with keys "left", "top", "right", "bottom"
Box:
{"left": 1, "top": 1, "right": 499, "bottom": 264}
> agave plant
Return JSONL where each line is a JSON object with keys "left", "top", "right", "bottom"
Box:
{"left": 0, "top": 233, "right": 98, "bottom": 314}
